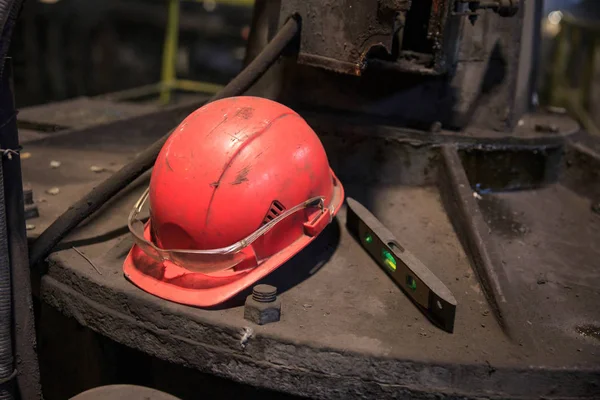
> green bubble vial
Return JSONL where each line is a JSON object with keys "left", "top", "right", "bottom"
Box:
{"left": 382, "top": 249, "right": 397, "bottom": 271}
{"left": 365, "top": 233, "right": 373, "bottom": 244}
{"left": 406, "top": 275, "right": 417, "bottom": 291}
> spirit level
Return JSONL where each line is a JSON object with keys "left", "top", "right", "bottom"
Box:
{"left": 346, "top": 198, "right": 457, "bottom": 333}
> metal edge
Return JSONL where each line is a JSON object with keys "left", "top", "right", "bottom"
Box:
{"left": 346, "top": 197, "right": 457, "bottom": 307}
{"left": 438, "top": 145, "right": 532, "bottom": 346}
{"left": 346, "top": 197, "right": 457, "bottom": 333}
{"left": 40, "top": 270, "right": 600, "bottom": 399}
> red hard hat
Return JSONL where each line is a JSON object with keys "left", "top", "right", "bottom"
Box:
{"left": 123, "top": 96, "right": 344, "bottom": 307}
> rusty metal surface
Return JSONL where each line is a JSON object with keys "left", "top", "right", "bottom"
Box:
{"left": 17, "top": 96, "right": 207, "bottom": 148}
{"left": 37, "top": 180, "right": 600, "bottom": 399}
{"left": 481, "top": 184, "right": 600, "bottom": 354}
{"left": 257, "top": 0, "right": 529, "bottom": 132}
{"left": 279, "top": 0, "right": 407, "bottom": 75}
{"left": 17, "top": 98, "right": 155, "bottom": 131}
{"left": 278, "top": 0, "right": 456, "bottom": 76}
{"left": 17, "top": 95, "right": 600, "bottom": 397}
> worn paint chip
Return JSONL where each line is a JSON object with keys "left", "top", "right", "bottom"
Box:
{"left": 231, "top": 166, "right": 251, "bottom": 185}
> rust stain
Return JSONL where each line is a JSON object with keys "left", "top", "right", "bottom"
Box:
{"left": 206, "top": 114, "right": 229, "bottom": 137}
{"left": 165, "top": 156, "right": 174, "bottom": 172}
{"left": 204, "top": 113, "right": 295, "bottom": 227}
{"left": 231, "top": 165, "right": 251, "bottom": 185}
{"left": 237, "top": 107, "right": 254, "bottom": 120}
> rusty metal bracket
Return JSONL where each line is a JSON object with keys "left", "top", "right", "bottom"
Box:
{"left": 279, "top": 0, "right": 455, "bottom": 75}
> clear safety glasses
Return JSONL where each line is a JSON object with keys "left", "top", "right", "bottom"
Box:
{"left": 128, "top": 187, "right": 326, "bottom": 274}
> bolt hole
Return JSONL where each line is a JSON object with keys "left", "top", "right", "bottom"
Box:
{"left": 388, "top": 241, "right": 405, "bottom": 253}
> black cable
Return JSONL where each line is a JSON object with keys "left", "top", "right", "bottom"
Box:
{"left": 0, "top": 0, "right": 24, "bottom": 80}
{"left": 29, "top": 16, "right": 300, "bottom": 267}
{"left": 27, "top": 218, "right": 149, "bottom": 251}
{"left": 0, "top": 141, "right": 15, "bottom": 400}
{"left": 0, "top": 61, "right": 16, "bottom": 400}
{"left": 1, "top": 61, "right": 42, "bottom": 400}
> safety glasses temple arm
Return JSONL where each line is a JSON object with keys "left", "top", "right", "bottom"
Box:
{"left": 233, "top": 196, "right": 325, "bottom": 252}
{"left": 128, "top": 189, "right": 325, "bottom": 255}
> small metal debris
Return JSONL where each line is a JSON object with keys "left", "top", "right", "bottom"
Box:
{"left": 25, "top": 224, "right": 35, "bottom": 231}
{"left": 90, "top": 165, "right": 106, "bottom": 173}
{"left": 72, "top": 246, "right": 102, "bottom": 275}
{"left": 49, "top": 160, "right": 61, "bottom": 169}
{"left": 46, "top": 187, "right": 60, "bottom": 195}
{"left": 239, "top": 327, "right": 254, "bottom": 349}
{"left": 473, "top": 192, "right": 483, "bottom": 200}
{"left": 430, "top": 121, "right": 442, "bottom": 133}
{"left": 474, "top": 183, "right": 492, "bottom": 194}
{"left": 534, "top": 123, "right": 559, "bottom": 134}
{"left": 547, "top": 106, "right": 567, "bottom": 114}
{"left": 537, "top": 277, "right": 547, "bottom": 285}
{"left": 302, "top": 303, "right": 313, "bottom": 309}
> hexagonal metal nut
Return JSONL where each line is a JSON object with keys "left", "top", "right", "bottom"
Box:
{"left": 244, "top": 295, "right": 281, "bottom": 325}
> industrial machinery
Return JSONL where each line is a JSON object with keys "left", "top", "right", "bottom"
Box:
{"left": 0, "top": 0, "right": 599, "bottom": 398}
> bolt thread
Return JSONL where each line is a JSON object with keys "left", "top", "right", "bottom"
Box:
{"left": 252, "top": 285, "right": 277, "bottom": 303}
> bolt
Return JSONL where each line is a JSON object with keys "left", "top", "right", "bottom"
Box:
{"left": 23, "top": 185, "right": 34, "bottom": 205}
{"left": 244, "top": 284, "right": 281, "bottom": 325}
{"left": 252, "top": 284, "right": 277, "bottom": 303}
{"left": 430, "top": 121, "right": 442, "bottom": 133}
{"left": 22, "top": 185, "right": 39, "bottom": 220}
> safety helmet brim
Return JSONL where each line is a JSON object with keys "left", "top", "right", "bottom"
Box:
{"left": 123, "top": 169, "right": 344, "bottom": 307}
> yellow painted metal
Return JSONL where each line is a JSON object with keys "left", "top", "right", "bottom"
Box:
{"left": 547, "top": 14, "right": 600, "bottom": 136}
{"left": 159, "top": 0, "right": 253, "bottom": 104}
{"left": 192, "top": 0, "right": 254, "bottom": 6}
{"left": 160, "top": 0, "right": 180, "bottom": 104}
{"left": 173, "top": 79, "right": 224, "bottom": 94}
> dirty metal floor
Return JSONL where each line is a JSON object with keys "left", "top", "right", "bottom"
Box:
{"left": 19, "top": 107, "right": 600, "bottom": 398}
{"left": 479, "top": 185, "right": 600, "bottom": 355}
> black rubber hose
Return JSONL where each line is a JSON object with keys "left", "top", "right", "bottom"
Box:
{"left": 0, "top": 0, "right": 24, "bottom": 79}
{"left": 29, "top": 16, "right": 300, "bottom": 267}
{"left": 1, "top": 60, "right": 41, "bottom": 400}
{"left": 0, "top": 154, "right": 14, "bottom": 400}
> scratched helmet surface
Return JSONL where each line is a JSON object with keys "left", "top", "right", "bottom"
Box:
{"left": 123, "top": 96, "right": 344, "bottom": 307}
